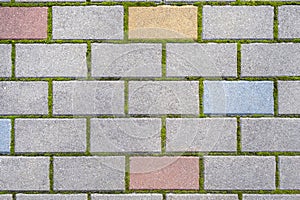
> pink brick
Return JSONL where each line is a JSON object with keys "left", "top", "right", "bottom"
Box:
{"left": 0, "top": 7, "right": 48, "bottom": 39}
{"left": 130, "top": 157, "right": 199, "bottom": 190}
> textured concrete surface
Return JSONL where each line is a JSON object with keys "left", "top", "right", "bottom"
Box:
{"left": 0, "top": 44, "right": 11, "bottom": 77}
{"left": 279, "top": 156, "right": 300, "bottom": 189}
{"left": 279, "top": 6, "right": 300, "bottom": 38}
{"left": 243, "top": 194, "right": 300, "bottom": 200}
{"left": 278, "top": 81, "right": 300, "bottom": 114}
{"left": 166, "top": 194, "right": 238, "bottom": 200}
{"left": 0, "top": 119, "right": 10, "bottom": 153}
{"left": 16, "top": 194, "right": 87, "bottom": 200}
{"left": 92, "top": 194, "right": 163, "bottom": 200}
{"left": 0, "top": 195, "right": 12, "bottom": 200}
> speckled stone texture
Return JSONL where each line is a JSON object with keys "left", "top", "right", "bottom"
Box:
{"left": 0, "top": 119, "right": 11, "bottom": 153}
{"left": 0, "top": 195, "right": 12, "bottom": 200}
{"left": 279, "top": 156, "right": 300, "bottom": 189}
{"left": 0, "top": 44, "right": 12, "bottom": 77}
{"left": 92, "top": 194, "right": 163, "bottom": 200}
{"left": 278, "top": 81, "right": 300, "bottom": 114}
{"left": 279, "top": 6, "right": 300, "bottom": 38}
{"left": 166, "top": 194, "right": 238, "bottom": 200}
{"left": 16, "top": 194, "right": 87, "bottom": 200}
{"left": 243, "top": 194, "right": 300, "bottom": 200}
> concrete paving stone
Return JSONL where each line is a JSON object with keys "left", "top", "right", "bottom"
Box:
{"left": 278, "top": 81, "right": 300, "bottom": 114}
{"left": 204, "top": 156, "right": 276, "bottom": 190}
{"left": 52, "top": 6, "right": 124, "bottom": 40}
{"left": 128, "top": 6, "right": 198, "bottom": 39}
{"left": 0, "top": 157, "right": 49, "bottom": 191}
{"left": 130, "top": 156, "right": 199, "bottom": 190}
{"left": 16, "top": 194, "right": 87, "bottom": 200}
{"left": 0, "top": 44, "right": 11, "bottom": 77}
{"left": 92, "top": 194, "right": 163, "bottom": 200}
{"left": 166, "top": 118, "right": 236, "bottom": 152}
{"left": 0, "top": 195, "right": 12, "bottom": 200}
{"left": 279, "top": 6, "right": 300, "bottom": 39}
{"left": 53, "top": 156, "right": 125, "bottom": 191}
{"left": 166, "top": 43, "right": 237, "bottom": 77}
{"left": 0, "top": 119, "right": 11, "bottom": 153}
{"left": 53, "top": 81, "right": 124, "bottom": 115}
{"left": 17, "top": 0, "right": 84, "bottom": 2}
{"left": 203, "top": 81, "right": 274, "bottom": 115}
{"left": 0, "top": 7, "right": 48, "bottom": 39}
{"left": 279, "top": 156, "right": 300, "bottom": 190}
{"left": 243, "top": 194, "right": 300, "bottom": 200}
{"left": 128, "top": 81, "right": 199, "bottom": 115}
{"left": 0, "top": 81, "right": 48, "bottom": 115}
{"left": 241, "top": 118, "right": 300, "bottom": 152}
{"left": 16, "top": 44, "right": 87, "bottom": 78}
{"left": 202, "top": 6, "right": 273, "bottom": 39}
{"left": 91, "top": 43, "right": 162, "bottom": 77}
{"left": 15, "top": 119, "right": 86, "bottom": 153}
{"left": 90, "top": 118, "right": 161, "bottom": 152}
{"left": 241, "top": 43, "right": 300, "bottom": 77}
{"left": 166, "top": 194, "right": 238, "bottom": 200}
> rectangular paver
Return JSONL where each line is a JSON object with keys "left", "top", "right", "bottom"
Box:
{"left": 166, "top": 118, "right": 236, "bottom": 152}
{"left": 52, "top": 6, "right": 124, "bottom": 40}
{"left": 202, "top": 6, "right": 273, "bottom": 39}
{"left": 0, "top": 119, "right": 11, "bottom": 153}
{"left": 129, "top": 81, "right": 199, "bottom": 115}
{"left": 241, "top": 43, "right": 300, "bottom": 77}
{"left": 166, "top": 43, "right": 237, "bottom": 77}
{"left": 128, "top": 6, "right": 198, "bottom": 39}
{"left": 92, "top": 43, "right": 162, "bottom": 77}
{"left": 53, "top": 156, "right": 125, "bottom": 191}
{"left": 279, "top": 6, "right": 300, "bottom": 39}
{"left": 91, "top": 118, "right": 161, "bottom": 152}
{"left": 279, "top": 156, "right": 300, "bottom": 190}
{"left": 0, "top": 195, "right": 12, "bottom": 200}
{"left": 16, "top": 194, "right": 87, "bottom": 200}
{"left": 166, "top": 194, "right": 238, "bottom": 200}
{"left": 243, "top": 194, "right": 300, "bottom": 200}
{"left": 92, "top": 194, "right": 163, "bottom": 200}
{"left": 203, "top": 81, "right": 274, "bottom": 115}
{"left": 130, "top": 156, "right": 199, "bottom": 190}
{"left": 15, "top": 119, "right": 86, "bottom": 153}
{"left": 278, "top": 81, "right": 300, "bottom": 114}
{"left": 53, "top": 81, "right": 124, "bottom": 115}
{"left": 0, "top": 82, "right": 48, "bottom": 115}
{"left": 0, "top": 7, "right": 48, "bottom": 39}
{"left": 0, "top": 44, "right": 11, "bottom": 77}
{"left": 204, "top": 156, "right": 276, "bottom": 190}
{"left": 241, "top": 118, "right": 300, "bottom": 152}
{"left": 0, "top": 157, "right": 49, "bottom": 191}
{"left": 16, "top": 44, "right": 87, "bottom": 77}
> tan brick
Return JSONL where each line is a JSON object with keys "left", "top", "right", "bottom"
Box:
{"left": 128, "top": 6, "right": 198, "bottom": 39}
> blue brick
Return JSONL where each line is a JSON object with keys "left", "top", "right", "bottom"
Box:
{"left": 0, "top": 119, "right": 11, "bottom": 153}
{"left": 203, "top": 81, "right": 274, "bottom": 115}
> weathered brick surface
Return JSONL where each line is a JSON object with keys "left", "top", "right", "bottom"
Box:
{"left": 0, "top": 119, "right": 11, "bottom": 153}
{"left": 166, "top": 43, "right": 237, "bottom": 77}
{"left": 0, "top": 7, "right": 48, "bottom": 39}
{"left": 278, "top": 6, "right": 300, "bottom": 39}
{"left": 204, "top": 156, "right": 276, "bottom": 190}
{"left": 241, "top": 43, "right": 300, "bottom": 77}
{"left": 0, "top": 157, "right": 49, "bottom": 191}
{"left": 92, "top": 194, "right": 163, "bottom": 200}
{"left": 0, "top": 44, "right": 11, "bottom": 77}
{"left": 241, "top": 118, "right": 300, "bottom": 152}
{"left": 0, "top": 82, "right": 48, "bottom": 115}
{"left": 53, "top": 81, "right": 124, "bottom": 115}
{"left": 91, "top": 118, "right": 161, "bottom": 152}
{"left": 52, "top": 6, "right": 124, "bottom": 40}
{"left": 278, "top": 81, "right": 300, "bottom": 114}
{"left": 243, "top": 194, "right": 300, "bottom": 200}
{"left": 166, "top": 118, "right": 236, "bottom": 152}
{"left": 92, "top": 43, "right": 162, "bottom": 77}
{"left": 166, "top": 194, "right": 238, "bottom": 200}
{"left": 16, "top": 194, "right": 87, "bottom": 200}
{"left": 202, "top": 6, "right": 273, "bottom": 39}
{"left": 16, "top": 44, "right": 87, "bottom": 78}
{"left": 53, "top": 156, "right": 125, "bottom": 191}
{"left": 279, "top": 156, "right": 300, "bottom": 190}
{"left": 129, "top": 81, "right": 199, "bottom": 115}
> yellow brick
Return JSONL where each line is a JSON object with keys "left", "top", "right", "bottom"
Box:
{"left": 128, "top": 6, "right": 198, "bottom": 40}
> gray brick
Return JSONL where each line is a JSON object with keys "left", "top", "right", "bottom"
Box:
{"left": 53, "top": 156, "right": 125, "bottom": 191}
{"left": 202, "top": 6, "right": 273, "bottom": 40}
{"left": 92, "top": 194, "right": 163, "bottom": 200}
{"left": 278, "top": 81, "right": 300, "bottom": 114}
{"left": 241, "top": 118, "right": 300, "bottom": 152}
{"left": 0, "top": 157, "right": 49, "bottom": 191}
{"left": 52, "top": 6, "right": 123, "bottom": 40}
{"left": 92, "top": 43, "right": 162, "bottom": 77}
{"left": 279, "top": 6, "right": 300, "bottom": 39}
{"left": 241, "top": 43, "right": 300, "bottom": 77}
{"left": 53, "top": 81, "right": 124, "bottom": 115}
{"left": 17, "top": 0, "right": 84, "bottom": 2}
{"left": 15, "top": 119, "right": 86, "bottom": 153}
{"left": 129, "top": 81, "right": 199, "bottom": 115}
{"left": 203, "top": 81, "right": 274, "bottom": 115}
{"left": 204, "top": 156, "right": 276, "bottom": 190}
{"left": 0, "top": 44, "right": 11, "bottom": 77}
{"left": 90, "top": 118, "right": 161, "bottom": 152}
{"left": 16, "top": 44, "right": 87, "bottom": 78}
{"left": 0, "top": 195, "right": 12, "bottom": 200}
{"left": 0, "top": 81, "right": 48, "bottom": 115}
{"left": 279, "top": 156, "right": 300, "bottom": 190}
{"left": 167, "top": 194, "right": 238, "bottom": 200}
{"left": 243, "top": 194, "right": 300, "bottom": 200}
{"left": 0, "top": 119, "right": 11, "bottom": 153}
{"left": 166, "top": 43, "right": 237, "bottom": 77}
{"left": 16, "top": 194, "right": 87, "bottom": 200}
{"left": 166, "top": 118, "right": 236, "bottom": 152}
